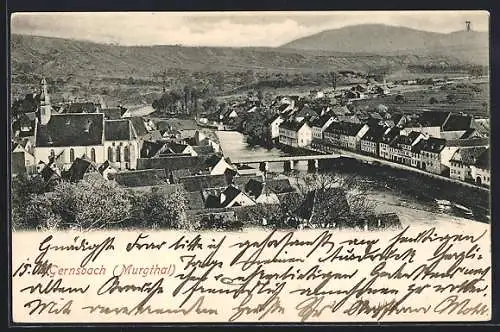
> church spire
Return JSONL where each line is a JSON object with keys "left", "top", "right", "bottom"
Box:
{"left": 40, "top": 77, "right": 50, "bottom": 105}
{"left": 39, "top": 77, "right": 52, "bottom": 125}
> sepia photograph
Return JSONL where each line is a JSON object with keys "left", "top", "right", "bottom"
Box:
{"left": 9, "top": 10, "right": 492, "bottom": 324}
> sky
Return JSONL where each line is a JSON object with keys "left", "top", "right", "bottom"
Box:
{"left": 11, "top": 11, "right": 489, "bottom": 47}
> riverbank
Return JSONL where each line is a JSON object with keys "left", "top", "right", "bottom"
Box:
{"left": 216, "top": 130, "right": 489, "bottom": 226}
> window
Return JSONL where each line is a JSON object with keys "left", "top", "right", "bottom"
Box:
{"left": 116, "top": 147, "right": 121, "bottom": 162}
{"left": 69, "top": 148, "right": 75, "bottom": 162}
{"left": 108, "top": 147, "right": 113, "bottom": 162}
{"left": 90, "top": 148, "right": 96, "bottom": 162}
{"left": 124, "top": 146, "right": 130, "bottom": 162}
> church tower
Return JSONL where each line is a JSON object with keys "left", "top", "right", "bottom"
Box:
{"left": 39, "top": 77, "right": 52, "bottom": 125}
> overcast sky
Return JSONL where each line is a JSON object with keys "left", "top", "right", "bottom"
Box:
{"left": 11, "top": 11, "right": 489, "bottom": 47}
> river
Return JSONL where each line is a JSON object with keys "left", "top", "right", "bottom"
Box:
{"left": 216, "top": 130, "right": 489, "bottom": 229}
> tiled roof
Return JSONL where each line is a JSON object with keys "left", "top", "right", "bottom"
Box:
{"left": 192, "top": 145, "right": 214, "bottom": 155}
{"left": 414, "top": 137, "right": 446, "bottom": 154}
{"left": 36, "top": 113, "right": 104, "bottom": 147}
{"left": 129, "top": 117, "right": 148, "bottom": 136}
{"left": 186, "top": 191, "right": 205, "bottom": 210}
{"left": 137, "top": 155, "right": 204, "bottom": 172}
{"left": 104, "top": 120, "right": 135, "bottom": 141}
{"left": 361, "top": 125, "right": 387, "bottom": 143}
{"left": 442, "top": 114, "right": 472, "bottom": 132}
{"left": 380, "top": 127, "right": 401, "bottom": 144}
{"left": 140, "top": 141, "right": 167, "bottom": 158}
{"left": 178, "top": 174, "right": 227, "bottom": 192}
{"left": 311, "top": 114, "right": 333, "bottom": 128}
{"left": 279, "top": 119, "right": 308, "bottom": 131}
{"left": 267, "top": 178, "right": 295, "bottom": 194}
{"left": 475, "top": 148, "right": 490, "bottom": 169}
{"left": 325, "top": 121, "right": 364, "bottom": 136}
{"left": 66, "top": 157, "right": 98, "bottom": 182}
{"left": 416, "top": 111, "right": 451, "bottom": 127}
{"left": 66, "top": 102, "right": 99, "bottom": 114}
{"left": 450, "top": 147, "right": 488, "bottom": 165}
{"left": 114, "top": 169, "right": 168, "bottom": 187}
{"left": 101, "top": 108, "right": 123, "bottom": 120}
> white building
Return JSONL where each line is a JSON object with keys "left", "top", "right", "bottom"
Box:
{"left": 279, "top": 120, "right": 313, "bottom": 148}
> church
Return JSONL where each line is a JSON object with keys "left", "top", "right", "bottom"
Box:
{"left": 33, "top": 77, "right": 142, "bottom": 171}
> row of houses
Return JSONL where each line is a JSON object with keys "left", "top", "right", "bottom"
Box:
{"left": 270, "top": 99, "right": 490, "bottom": 186}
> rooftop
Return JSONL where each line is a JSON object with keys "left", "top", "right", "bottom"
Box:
{"left": 36, "top": 113, "right": 104, "bottom": 147}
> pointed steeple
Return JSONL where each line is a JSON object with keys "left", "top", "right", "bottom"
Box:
{"left": 40, "top": 77, "right": 50, "bottom": 105}
{"left": 39, "top": 77, "right": 52, "bottom": 125}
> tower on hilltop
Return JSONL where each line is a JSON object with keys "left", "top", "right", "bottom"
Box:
{"left": 465, "top": 20, "right": 471, "bottom": 32}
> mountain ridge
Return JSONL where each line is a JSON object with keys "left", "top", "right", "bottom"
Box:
{"left": 280, "top": 24, "right": 488, "bottom": 64}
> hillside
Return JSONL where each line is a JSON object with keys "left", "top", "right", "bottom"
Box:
{"left": 281, "top": 24, "right": 489, "bottom": 65}
{"left": 10, "top": 33, "right": 474, "bottom": 80}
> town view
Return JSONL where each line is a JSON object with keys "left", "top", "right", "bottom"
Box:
{"left": 10, "top": 12, "right": 490, "bottom": 232}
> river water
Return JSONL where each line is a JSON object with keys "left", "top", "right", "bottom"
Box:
{"left": 216, "top": 130, "right": 489, "bottom": 229}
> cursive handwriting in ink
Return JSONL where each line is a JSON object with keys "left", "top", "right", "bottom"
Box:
{"left": 82, "top": 296, "right": 218, "bottom": 316}
{"left": 37, "top": 235, "right": 115, "bottom": 268}
{"left": 20, "top": 278, "right": 90, "bottom": 294}
{"left": 24, "top": 298, "right": 73, "bottom": 315}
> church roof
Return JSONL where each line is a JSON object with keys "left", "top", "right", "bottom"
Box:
{"left": 36, "top": 113, "right": 104, "bottom": 147}
{"left": 104, "top": 119, "right": 136, "bottom": 141}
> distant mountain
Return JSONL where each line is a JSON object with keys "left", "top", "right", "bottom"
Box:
{"left": 281, "top": 24, "right": 489, "bottom": 65}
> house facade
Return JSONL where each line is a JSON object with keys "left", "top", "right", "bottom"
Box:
{"left": 449, "top": 147, "right": 488, "bottom": 182}
{"left": 311, "top": 115, "right": 335, "bottom": 140}
{"left": 279, "top": 120, "right": 313, "bottom": 148}
{"left": 269, "top": 115, "right": 285, "bottom": 139}
{"left": 323, "top": 122, "right": 369, "bottom": 151}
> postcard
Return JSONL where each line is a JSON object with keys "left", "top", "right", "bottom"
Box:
{"left": 10, "top": 10, "right": 491, "bottom": 324}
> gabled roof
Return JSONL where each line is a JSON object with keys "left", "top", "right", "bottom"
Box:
{"left": 66, "top": 102, "right": 99, "bottom": 113}
{"left": 450, "top": 146, "right": 488, "bottom": 165}
{"left": 36, "top": 113, "right": 104, "bottom": 147}
{"left": 137, "top": 155, "right": 204, "bottom": 172}
{"left": 104, "top": 119, "right": 136, "bottom": 141}
{"left": 416, "top": 111, "right": 451, "bottom": 128}
{"left": 192, "top": 145, "right": 214, "bottom": 155}
{"left": 474, "top": 148, "right": 490, "bottom": 169}
{"left": 186, "top": 191, "right": 205, "bottom": 210}
{"left": 66, "top": 157, "right": 98, "bottom": 182}
{"left": 245, "top": 179, "right": 264, "bottom": 198}
{"left": 267, "top": 178, "right": 295, "bottom": 194}
{"left": 442, "top": 114, "right": 472, "bottom": 132}
{"left": 279, "top": 119, "right": 309, "bottom": 131}
{"left": 311, "top": 114, "right": 333, "bottom": 128}
{"left": 129, "top": 117, "right": 149, "bottom": 137}
{"left": 380, "top": 127, "right": 401, "bottom": 144}
{"left": 114, "top": 169, "right": 168, "bottom": 187}
{"left": 167, "top": 142, "right": 189, "bottom": 154}
{"left": 325, "top": 121, "right": 365, "bottom": 136}
{"left": 361, "top": 125, "right": 388, "bottom": 143}
{"left": 141, "top": 141, "right": 167, "bottom": 158}
{"left": 179, "top": 174, "right": 227, "bottom": 192}
{"left": 101, "top": 108, "right": 123, "bottom": 120}
{"left": 414, "top": 137, "right": 446, "bottom": 154}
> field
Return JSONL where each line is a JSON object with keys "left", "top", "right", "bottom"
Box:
{"left": 352, "top": 81, "right": 489, "bottom": 118}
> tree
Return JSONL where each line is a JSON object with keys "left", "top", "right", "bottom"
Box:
{"left": 394, "top": 94, "right": 405, "bottom": 104}
{"left": 202, "top": 97, "right": 218, "bottom": 113}
{"left": 132, "top": 189, "right": 190, "bottom": 230}
{"left": 17, "top": 177, "right": 133, "bottom": 231}
{"left": 429, "top": 97, "right": 438, "bottom": 104}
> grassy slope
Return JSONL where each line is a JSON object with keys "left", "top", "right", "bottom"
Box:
{"left": 10, "top": 34, "right": 469, "bottom": 79}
